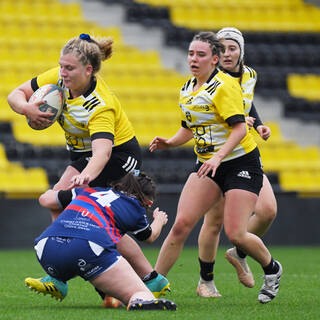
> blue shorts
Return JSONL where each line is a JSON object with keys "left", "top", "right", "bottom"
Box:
{"left": 34, "top": 236, "right": 121, "bottom": 282}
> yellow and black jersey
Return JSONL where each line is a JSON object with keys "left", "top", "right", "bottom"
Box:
{"left": 226, "top": 65, "right": 257, "bottom": 115}
{"left": 179, "top": 68, "right": 257, "bottom": 163}
{"left": 31, "top": 67, "right": 135, "bottom": 152}
{"left": 241, "top": 66, "right": 257, "bottom": 115}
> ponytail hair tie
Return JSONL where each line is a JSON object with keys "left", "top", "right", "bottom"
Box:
{"left": 133, "top": 169, "right": 140, "bottom": 176}
{"left": 79, "top": 33, "right": 92, "bottom": 42}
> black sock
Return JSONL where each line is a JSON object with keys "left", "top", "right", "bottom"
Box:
{"left": 95, "top": 287, "right": 105, "bottom": 300}
{"left": 263, "top": 258, "right": 279, "bottom": 275}
{"left": 236, "top": 247, "right": 247, "bottom": 259}
{"left": 142, "top": 270, "right": 158, "bottom": 282}
{"left": 199, "top": 258, "right": 215, "bottom": 281}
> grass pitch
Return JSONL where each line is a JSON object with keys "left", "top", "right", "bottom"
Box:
{"left": 1, "top": 246, "right": 319, "bottom": 320}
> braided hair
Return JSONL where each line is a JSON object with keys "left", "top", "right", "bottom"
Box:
{"left": 192, "top": 31, "right": 225, "bottom": 58}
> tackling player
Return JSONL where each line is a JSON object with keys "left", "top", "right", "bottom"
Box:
{"left": 25, "top": 172, "right": 176, "bottom": 311}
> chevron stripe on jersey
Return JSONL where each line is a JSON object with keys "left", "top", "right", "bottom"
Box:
{"left": 83, "top": 97, "right": 101, "bottom": 111}
{"left": 238, "top": 66, "right": 257, "bottom": 115}
{"left": 205, "top": 80, "right": 221, "bottom": 95}
{"left": 179, "top": 69, "right": 257, "bottom": 162}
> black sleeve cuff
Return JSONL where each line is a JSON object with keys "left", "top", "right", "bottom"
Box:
{"left": 31, "top": 77, "right": 39, "bottom": 92}
{"left": 133, "top": 227, "right": 152, "bottom": 241}
{"left": 91, "top": 132, "right": 114, "bottom": 143}
{"left": 226, "top": 114, "right": 245, "bottom": 126}
{"left": 249, "top": 103, "right": 263, "bottom": 129}
{"left": 57, "top": 190, "right": 73, "bottom": 209}
{"left": 181, "top": 120, "right": 189, "bottom": 129}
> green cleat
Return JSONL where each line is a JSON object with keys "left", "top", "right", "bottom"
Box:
{"left": 145, "top": 274, "right": 171, "bottom": 298}
{"left": 25, "top": 275, "right": 68, "bottom": 301}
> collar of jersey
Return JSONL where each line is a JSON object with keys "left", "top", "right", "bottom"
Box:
{"left": 68, "top": 77, "right": 97, "bottom": 99}
{"left": 191, "top": 68, "right": 219, "bottom": 91}
{"left": 223, "top": 69, "right": 242, "bottom": 78}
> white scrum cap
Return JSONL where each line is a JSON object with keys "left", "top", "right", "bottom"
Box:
{"left": 216, "top": 27, "right": 244, "bottom": 62}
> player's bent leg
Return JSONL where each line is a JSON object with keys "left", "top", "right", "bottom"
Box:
{"left": 25, "top": 275, "right": 68, "bottom": 301}
{"left": 90, "top": 256, "right": 163, "bottom": 306}
{"left": 248, "top": 175, "right": 277, "bottom": 237}
{"left": 91, "top": 257, "right": 177, "bottom": 310}
{"left": 99, "top": 273, "right": 171, "bottom": 307}
{"left": 224, "top": 190, "right": 272, "bottom": 288}
{"left": 117, "top": 234, "right": 153, "bottom": 278}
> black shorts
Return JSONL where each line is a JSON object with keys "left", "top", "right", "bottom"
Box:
{"left": 195, "top": 148, "right": 263, "bottom": 195}
{"left": 69, "top": 137, "right": 142, "bottom": 187}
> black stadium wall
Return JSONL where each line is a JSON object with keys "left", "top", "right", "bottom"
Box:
{"left": 1, "top": 191, "right": 320, "bottom": 249}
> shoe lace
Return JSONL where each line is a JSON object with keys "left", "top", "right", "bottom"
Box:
{"left": 262, "top": 274, "right": 278, "bottom": 288}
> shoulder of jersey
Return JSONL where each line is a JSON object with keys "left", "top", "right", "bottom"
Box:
{"left": 216, "top": 69, "right": 232, "bottom": 80}
{"left": 243, "top": 65, "right": 257, "bottom": 79}
{"left": 215, "top": 70, "right": 238, "bottom": 86}
{"left": 181, "top": 77, "right": 194, "bottom": 91}
{"left": 96, "top": 74, "right": 112, "bottom": 91}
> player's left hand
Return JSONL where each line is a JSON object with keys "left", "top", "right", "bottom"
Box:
{"left": 257, "top": 125, "right": 271, "bottom": 140}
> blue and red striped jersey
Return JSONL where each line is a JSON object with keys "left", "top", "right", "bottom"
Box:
{"left": 36, "top": 187, "right": 150, "bottom": 249}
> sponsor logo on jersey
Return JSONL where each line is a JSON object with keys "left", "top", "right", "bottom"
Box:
{"left": 196, "top": 145, "right": 215, "bottom": 154}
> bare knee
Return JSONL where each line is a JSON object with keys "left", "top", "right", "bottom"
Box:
{"left": 224, "top": 228, "right": 244, "bottom": 248}
{"left": 170, "top": 219, "right": 194, "bottom": 243}
{"left": 202, "top": 221, "right": 223, "bottom": 236}
{"left": 255, "top": 202, "right": 277, "bottom": 224}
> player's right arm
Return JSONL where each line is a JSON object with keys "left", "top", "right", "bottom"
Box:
{"left": 7, "top": 80, "right": 52, "bottom": 125}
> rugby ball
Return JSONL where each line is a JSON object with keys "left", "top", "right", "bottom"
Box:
{"left": 27, "top": 84, "right": 65, "bottom": 130}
